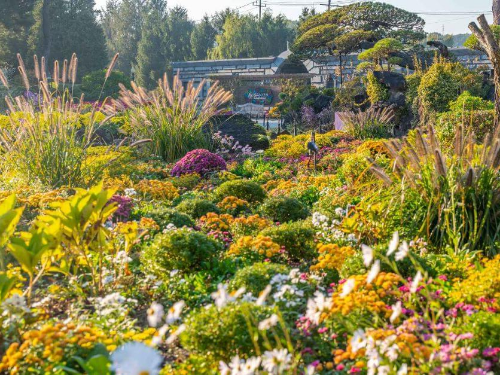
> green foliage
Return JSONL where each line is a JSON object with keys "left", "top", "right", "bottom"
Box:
{"left": 464, "top": 25, "right": 500, "bottom": 52}
{"left": 437, "top": 110, "right": 495, "bottom": 146}
{"left": 230, "top": 263, "right": 289, "bottom": 296}
{"left": 448, "top": 91, "right": 494, "bottom": 112}
{"left": 215, "top": 180, "right": 266, "bottom": 203}
{"left": 295, "top": 2, "right": 424, "bottom": 61}
{"left": 101, "top": 0, "right": 146, "bottom": 75}
{"left": 365, "top": 71, "right": 390, "bottom": 104}
{"left": 191, "top": 15, "right": 217, "bottom": 60}
{"left": 176, "top": 198, "right": 219, "bottom": 219}
{"left": 260, "top": 221, "right": 316, "bottom": 261}
{"left": 260, "top": 196, "right": 310, "bottom": 223}
{"left": 142, "top": 206, "right": 195, "bottom": 230}
{"left": 340, "top": 107, "right": 394, "bottom": 140}
{"left": 142, "top": 228, "right": 223, "bottom": 276}
{"left": 459, "top": 311, "right": 500, "bottom": 350}
{"left": 181, "top": 302, "right": 278, "bottom": 361}
{"left": 209, "top": 12, "right": 293, "bottom": 59}
{"left": 417, "top": 60, "right": 483, "bottom": 114}
{"left": 81, "top": 70, "right": 132, "bottom": 102}
{"left": 29, "top": 0, "right": 108, "bottom": 77}
{"left": 358, "top": 38, "right": 404, "bottom": 70}
{"left": 108, "top": 74, "right": 232, "bottom": 163}
{"left": 0, "top": 195, "right": 24, "bottom": 271}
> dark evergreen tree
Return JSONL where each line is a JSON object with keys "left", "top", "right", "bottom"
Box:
{"left": 191, "top": 15, "right": 216, "bottom": 60}
{"left": 29, "top": 0, "right": 108, "bottom": 77}
{"left": 134, "top": 0, "right": 167, "bottom": 88}
{"left": 102, "top": 0, "right": 147, "bottom": 75}
{"left": 165, "top": 6, "right": 194, "bottom": 64}
{"left": 0, "top": 0, "right": 36, "bottom": 66}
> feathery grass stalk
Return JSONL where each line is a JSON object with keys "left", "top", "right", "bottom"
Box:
{"left": 369, "top": 124, "right": 500, "bottom": 255}
{"left": 106, "top": 72, "right": 233, "bottom": 162}
{"left": 0, "top": 54, "right": 119, "bottom": 188}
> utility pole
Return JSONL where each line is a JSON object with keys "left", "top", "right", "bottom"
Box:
{"left": 328, "top": 0, "right": 332, "bottom": 11}
{"left": 253, "top": 0, "right": 265, "bottom": 21}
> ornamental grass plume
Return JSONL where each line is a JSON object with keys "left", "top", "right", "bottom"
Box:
{"left": 369, "top": 124, "right": 500, "bottom": 255}
{"left": 105, "top": 73, "right": 233, "bottom": 162}
{"left": 0, "top": 54, "right": 120, "bottom": 188}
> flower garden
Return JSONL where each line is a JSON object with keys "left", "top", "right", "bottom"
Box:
{"left": 2, "top": 53, "right": 500, "bottom": 375}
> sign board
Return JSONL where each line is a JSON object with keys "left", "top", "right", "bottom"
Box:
{"left": 244, "top": 88, "right": 274, "bottom": 105}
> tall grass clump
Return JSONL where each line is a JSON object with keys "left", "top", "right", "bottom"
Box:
{"left": 105, "top": 73, "right": 232, "bottom": 162}
{"left": 340, "top": 106, "right": 395, "bottom": 139}
{"left": 370, "top": 125, "right": 500, "bottom": 256}
{"left": 0, "top": 54, "right": 119, "bottom": 188}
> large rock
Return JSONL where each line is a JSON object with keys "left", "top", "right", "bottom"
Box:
{"left": 210, "top": 114, "right": 270, "bottom": 150}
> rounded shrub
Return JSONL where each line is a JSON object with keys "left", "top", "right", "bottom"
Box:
{"left": 181, "top": 303, "right": 278, "bottom": 361}
{"left": 230, "top": 263, "right": 289, "bottom": 296}
{"left": 171, "top": 149, "right": 226, "bottom": 177}
{"left": 81, "top": 69, "right": 132, "bottom": 101}
{"left": 143, "top": 206, "right": 195, "bottom": 229}
{"left": 260, "top": 221, "right": 316, "bottom": 261}
{"left": 215, "top": 180, "right": 266, "bottom": 203}
{"left": 175, "top": 198, "right": 220, "bottom": 219}
{"left": 260, "top": 196, "right": 310, "bottom": 223}
{"left": 142, "top": 228, "right": 223, "bottom": 275}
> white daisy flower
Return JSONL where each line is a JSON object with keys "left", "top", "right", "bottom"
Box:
{"left": 410, "top": 271, "right": 423, "bottom": 293}
{"left": 367, "top": 260, "right": 380, "bottom": 284}
{"left": 110, "top": 342, "right": 162, "bottom": 375}
{"left": 262, "top": 349, "right": 292, "bottom": 374}
{"left": 361, "top": 244, "right": 374, "bottom": 267}
{"left": 350, "top": 329, "right": 367, "bottom": 353}
{"left": 147, "top": 302, "right": 164, "bottom": 328}
{"left": 258, "top": 314, "right": 279, "bottom": 331}
{"left": 387, "top": 231, "right": 399, "bottom": 256}
{"left": 395, "top": 241, "right": 409, "bottom": 261}
{"left": 305, "top": 292, "right": 333, "bottom": 324}
{"left": 165, "top": 301, "right": 185, "bottom": 325}
{"left": 340, "top": 278, "right": 355, "bottom": 298}
{"left": 390, "top": 301, "right": 402, "bottom": 323}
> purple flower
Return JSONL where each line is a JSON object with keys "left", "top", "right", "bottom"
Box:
{"left": 171, "top": 149, "right": 227, "bottom": 177}
{"left": 109, "top": 195, "right": 133, "bottom": 222}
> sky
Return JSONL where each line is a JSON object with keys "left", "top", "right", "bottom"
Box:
{"left": 95, "top": 0, "right": 494, "bottom": 34}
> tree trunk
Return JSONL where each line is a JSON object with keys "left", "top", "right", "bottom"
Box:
{"left": 42, "top": 0, "right": 51, "bottom": 66}
{"left": 339, "top": 53, "right": 343, "bottom": 87}
{"left": 494, "top": 0, "right": 500, "bottom": 25}
{"left": 469, "top": 15, "right": 500, "bottom": 123}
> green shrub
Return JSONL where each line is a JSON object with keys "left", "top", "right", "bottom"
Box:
{"left": 143, "top": 206, "right": 195, "bottom": 229}
{"left": 366, "top": 71, "right": 390, "bottom": 105}
{"left": 215, "top": 180, "right": 266, "bottom": 203}
{"left": 260, "top": 196, "right": 310, "bottom": 223}
{"left": 459, "top": 312, "right": 500, "bottom": 350}
{"left": 230, "top": 263, "right": 289, "bottom": 296}
{"left": 176, "top": 198, "right": 220, "bottom": 219}
{"left": 437, "top": 110, "right": 494, "bottom": 146}
{"left": 142, "top": 228, "right": 223, "bottom": 275}
{"left": 81, "top": 69, "right": 132, "bottom": 101}
{"left": 449, "top": 91, "right": 494, "bottom": 112}
{"left": 417, "top": 60, "right": 483, "bottom": 114}
{"left": 181, "top": 303, "right": 278, "bottom": 361}
{"left": 260, "top": 221, "right": 316, "bottom": 261}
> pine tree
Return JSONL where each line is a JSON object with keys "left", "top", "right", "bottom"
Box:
{"left": 134, "top": 0, "right": 167, "bottom": 88}
{"left": 191, "top": 15, "right": 217, "bottom": 61}
{"left": 29, "top": 0, "right": 108, "bottom": 77}
{"left": 165, "top": 6, "right": 194, "bottom": 64}
{"left": 0, "top": 0, "right": 36, "bottom": 66}
{"left": 102, "top": 0, "right": 146, "bottom": 75}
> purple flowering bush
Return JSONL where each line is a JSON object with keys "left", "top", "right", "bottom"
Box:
{"left": 171, "top": 149, "right": 227, "bottom": 177}
{"left": 109, "top": 195, "right": 134, "bottom": 222}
